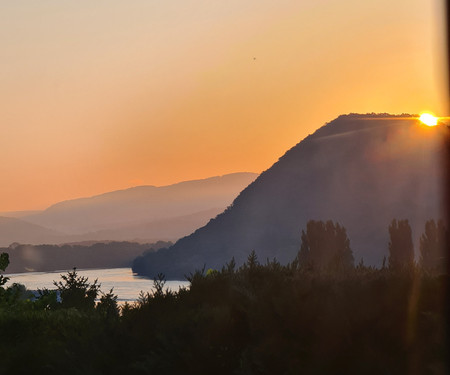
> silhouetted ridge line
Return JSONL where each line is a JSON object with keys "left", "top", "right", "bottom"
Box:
{"left": 133, "top": 114, "right": 445, "bottom": 279}
{"left": 7, "top": 172, "right": 258, "bottom": 244}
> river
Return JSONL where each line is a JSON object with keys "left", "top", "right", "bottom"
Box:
{"left": 4, "top": 268, "right": 190, "bottom": 303}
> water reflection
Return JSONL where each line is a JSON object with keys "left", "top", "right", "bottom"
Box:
{"left": 5, "top": 268, "right": 190, "bottom": 303}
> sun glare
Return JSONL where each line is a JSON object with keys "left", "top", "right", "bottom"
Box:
{"left": 419, "top": 113, "right": 438, "bottom": 126}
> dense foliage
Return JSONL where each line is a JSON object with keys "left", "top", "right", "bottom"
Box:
{"left": 0, "top": 219, "right": 448, "bottom": 374}
{"left": 298, "top": 220, "right": 354, "bottom": 271}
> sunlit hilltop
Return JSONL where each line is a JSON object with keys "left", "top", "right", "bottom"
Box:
{"left": 0, "top": 0, "right": 446, "bottom": 212}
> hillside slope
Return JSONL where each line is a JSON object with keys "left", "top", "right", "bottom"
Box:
{"left": 133, "top": 114, "right": 446, "bottom": 278}
{"left": 70, "top": 207, "right": 225, "bottom": 243}
{"left": 0, "top": 217, "right": 65, "bottom": 247}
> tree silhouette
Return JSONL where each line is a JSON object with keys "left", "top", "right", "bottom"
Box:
{"left": 388, "top": 219, "right": 414, "bottom": 269}
{"left": 246, "top": 250, "right": 259, "bottom": 270}
{"left": 0, "top": 252, "right": 9, "bottom": 287}
{"left": 298, "top": 220, "right": 354, "bottom": 271}
{"left": 96, "top": 288, "right": 119, "bottom": 319}
{"left": 53, "top": 268, "right": 100, "bottom": 311}
{"left": 419, "top": 219, "right": 447, "bottom": 272}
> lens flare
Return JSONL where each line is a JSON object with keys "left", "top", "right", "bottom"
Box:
{"left": 419, "top": 113, "right": 438, "bottom": 126}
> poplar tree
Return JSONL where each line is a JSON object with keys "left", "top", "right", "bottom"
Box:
{"left": 298, "top": 220, "right": 354, "bottom": 271}
{"left": 419, "top": 219, "right": 447, "bottom": 272}
{"left": 388, "top": 219, "right": 414, "bottom": 269}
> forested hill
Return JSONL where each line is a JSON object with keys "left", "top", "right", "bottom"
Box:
{"left": 4, "top": 240, "right": 171, "bottom": 273}
{"left": 133, "top": 114, "right": 446, "bottom": 279}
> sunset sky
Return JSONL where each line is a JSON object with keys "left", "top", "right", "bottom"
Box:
{"left": 0, "top": 0, "right": 447, "bottom": 212}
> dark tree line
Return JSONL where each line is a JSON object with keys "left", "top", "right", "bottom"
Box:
{"left": 387, "top": 218, "right": 448, "bottom": 273}
{"left": 0, "top": 218, "right": 448, "bottom": 374}
{"left": 297, "top": 218, "right": 447, "bottom": 273}
{"left": 4, "top": 240, "right": 172, "bottom": 274}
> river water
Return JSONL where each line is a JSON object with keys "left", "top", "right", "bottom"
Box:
{"left": 4, "top": 268, "right": 189, "bottom": 303}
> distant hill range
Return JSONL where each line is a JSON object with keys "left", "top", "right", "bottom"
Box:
{"left": 0, "top": 172, "right": 258, "bottom": 247}
{"left": 0, "top": 217, "right": 63, "bottom": 247}
{"left": 133, "top": 114, "right": 446, "bottom": 279}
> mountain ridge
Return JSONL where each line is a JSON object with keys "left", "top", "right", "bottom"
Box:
{"left": 30, "top": 172, "right": 257, "bottom": 214}
{"left": 133, "top": 114, "right": 446, "bottom": 278}
{"left": 1, "top": 172, "right": 258, "bottom": 246}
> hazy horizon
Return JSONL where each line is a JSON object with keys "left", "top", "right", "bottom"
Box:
{"left": 1, "top": 0, "right": 447, "bottom": 211}
{"left": 0, "top": 171, "right": 258, "bottom": 214}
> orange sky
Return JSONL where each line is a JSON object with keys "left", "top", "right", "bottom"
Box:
{"left": 0, "top": 0, "right": 447, "bottom": 212}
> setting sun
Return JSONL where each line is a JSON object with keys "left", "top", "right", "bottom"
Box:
{"left": 419, "top": 113, "right": 438, "bottom": 126}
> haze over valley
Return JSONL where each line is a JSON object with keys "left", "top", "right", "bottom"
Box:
{"left": 0, "top": 172, "right": 257, "bottom": 247}
{"left": 1, "top": 173, "right": 257, "bottom": 272}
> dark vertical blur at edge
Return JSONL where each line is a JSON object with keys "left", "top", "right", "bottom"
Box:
{"left": 445, "top": 0, "right": 450, "bottom": 365}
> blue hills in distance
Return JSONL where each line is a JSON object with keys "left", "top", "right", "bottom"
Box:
{"left": 0, "top": 172, "right": 258, "bottom": 247}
